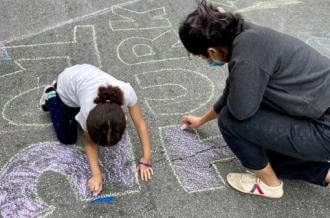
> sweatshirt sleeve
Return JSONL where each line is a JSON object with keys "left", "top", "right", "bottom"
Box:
{"left": 213, "top": 78, "right": 230, "bottom": 114}
{"left": 226, "top": 60, "right": 270, "bottom": 120}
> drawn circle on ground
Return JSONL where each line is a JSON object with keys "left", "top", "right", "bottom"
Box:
{"left": 2, "top": 86, "right": 52, "bottom": 127}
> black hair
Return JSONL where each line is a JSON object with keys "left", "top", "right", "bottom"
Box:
{"left": 86, "top": 85, "right": 126, "bottom": 147}
{"left": 179, "top": 0, "right": 244, "bottom": 57}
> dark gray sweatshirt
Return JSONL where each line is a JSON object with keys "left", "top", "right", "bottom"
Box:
{"left": 214, "top": 22, "right": 330, "bottom": 120}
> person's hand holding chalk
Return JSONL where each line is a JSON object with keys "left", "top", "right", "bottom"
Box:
{"left": 88, "top": 174, "right": 103, "bottom": 196}
{"left": 181, "top": 114, "right": 204, "bottom": 129}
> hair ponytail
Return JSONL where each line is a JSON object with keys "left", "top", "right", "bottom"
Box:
{"left": 87, "top": 85, "right": 126, "bottom": 147}
{"left": 94, "top": 85, "right": 124, "bottom": 106}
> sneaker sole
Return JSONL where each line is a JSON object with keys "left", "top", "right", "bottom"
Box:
{"left": 226, "top": 175, "right": 284, "bottom": 199}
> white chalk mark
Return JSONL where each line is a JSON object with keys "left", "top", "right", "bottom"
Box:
{"left": 1, "top": 5, "right": 115, "bottom": 44}
{"left": 208, "top": 0, "right": 238, "bottom": 8}
{"left": 208, "top": 0, "right": 302, "bottom": 13}
{"left": 0, "top": 57, "right": 71, "bottom": 79}
{"left": 2, "top": 86, "right": 52, "bottom": 127}
{"left": 132, "top": 44, "right": 155, "bottom": 57}
{"left": 135, "top": 68, "right": 215, "bottom": 116}
{"left": 5, "top": 25, "right": 102, "bottom": 69}
{"left": 159, "top": 125, "right": 235, "bottom": 193}
{"left": 117, "top": 30, "right": 187, "bottom": 65}
{"left": 236, "top": 0, "right": 303, "bottom": 13}
{"left": 109, "top": 6, "right": 171, "bottom": 31}
{"left": 36, "top": 77, "right": 40, "bottom": 89}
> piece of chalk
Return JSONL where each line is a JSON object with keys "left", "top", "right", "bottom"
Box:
{"left": 180, "top": 123, "right": 188, "bottom": 130}
{"left": 89, "top": 195, "right": 116, "bottom": 203}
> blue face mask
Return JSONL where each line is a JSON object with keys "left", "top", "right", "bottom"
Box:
{"left": 209, "top": 60, "right": 226, "bottom": 67}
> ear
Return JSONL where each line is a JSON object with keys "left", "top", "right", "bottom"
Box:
{"left": 207, "top": 47, "right": 219, "bottom": 59}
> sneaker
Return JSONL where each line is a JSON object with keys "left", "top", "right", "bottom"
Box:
{"left": 39, "top": 81, "right": 56, "bottom": 111}
{"left": 226, "top": 172, "right": 284, "bottom": 199}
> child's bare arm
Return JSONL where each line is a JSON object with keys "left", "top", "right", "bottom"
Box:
{"left": 84, "top": 133, "right": 103, "bottom": 195}
{"left": 128, "top": 103, "right": 153, "bottom": 181}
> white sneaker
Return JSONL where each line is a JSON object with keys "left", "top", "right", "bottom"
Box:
{"left": 227, "top": 172, "right": 284, "bottom": 199}
{"left": 39, "top": 80, "right": 56, "bottom": 111}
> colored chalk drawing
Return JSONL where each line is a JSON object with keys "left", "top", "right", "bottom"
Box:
{"left": 116, "top": 30, "right": 187, "bottom": 65}
{"left": 0, "top": 134, "right": 140, "bottom": 217}
{"left": 160, "top": 125, "right": 235, "bottom": 193}
{"left": 135, "top": 68, "right": 215, "bottom": 116}
{"left": 209, "top": 0, "right": 302, "bottom": 13}
{"left": 0, "top": 43, "right": 11, "bottom": 61}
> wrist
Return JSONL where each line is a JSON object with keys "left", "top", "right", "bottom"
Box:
{"left": 92, "top": 171, "right": 102, "bottom": 177}
{"left": 140, "top": 156, "right": 152, "bottom": 163}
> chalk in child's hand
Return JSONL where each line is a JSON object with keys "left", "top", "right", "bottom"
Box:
{"left": 93, "top": 191, "right": 99, "bottom": 197}
{"left": 180, "top": 123, "right": 188, "bottom": 130}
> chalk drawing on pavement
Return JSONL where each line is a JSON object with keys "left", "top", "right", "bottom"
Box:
{"left": 4, "top": 25, "right": 102, "bottom": 69}
{"left": 160, "top": 125, "right": 235, "bottom": 193}
{"left": 0, "top": 134, "right": 140, "bottom": 217}
{"left": 1, "top": 57, "right": 71, "bottom": 127}
{"left": 208, "top": 0, "right": 302, "bottom": 13}
{"left": 109, "top": 6, "right": 171, "bottom": 31}
{"left": 135, "top": 68, "right": 215, "bottom": 116}
{"left": 0, "top": 42, "right": 11, "bottom": 61}
{"left": 117, "top": 30, "right": 187, "bottom": 65}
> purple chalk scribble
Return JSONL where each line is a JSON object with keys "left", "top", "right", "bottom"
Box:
{"left": 162, "top": 126, "right": 233, "bottom": 193}
{"left": 0, "top": 134, "right": 137, "bottom": 217}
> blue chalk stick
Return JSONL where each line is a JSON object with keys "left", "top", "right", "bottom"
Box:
{"left": 89, "top": 195, "right": 116, "bottom": 203}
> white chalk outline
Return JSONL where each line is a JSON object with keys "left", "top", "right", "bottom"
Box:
{"left": 208, "top": 0, "right": 302, "bottom": 13}
{"left": 0, "top": 138, "right": 140, "bottom": 217}
{"left": 109, "top": 6, "right": 172, "bottom": 31}
{"left": 132, "top": 44, "right": 155, "bottom": 57}
{"left": 159, "top": 125, "right": 236, "bottom": 193}
{"left": 1, "top": 57, "right": 71, "bottom": 127}
{"left": 0, "top": 56, "right": 71, "bottom": 79}
{"left": 4, "top": 25, "right": 102, "bottom": 68}
{"left": 135, "top": 68, "right": 215, "bottom": 116}
{"left": 116, "top": 30, "right": 187, "bottom": 65}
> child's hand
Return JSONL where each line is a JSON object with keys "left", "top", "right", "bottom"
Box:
{"left": 88, "top": 174, "right": 103, "bottom": 196}
{"left": 137, "top": 158, "right": 153, "bottom": 181}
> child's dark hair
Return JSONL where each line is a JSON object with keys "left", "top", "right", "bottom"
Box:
{"left": 179, "top": 0, "right": 244, "bottom": 57}
{"left": 86, "top": 85, "right": 126, "bottom": 147}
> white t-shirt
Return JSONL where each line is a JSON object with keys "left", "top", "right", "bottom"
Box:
{"left": 56, "top": 64, "right": 138, "bottom": 131}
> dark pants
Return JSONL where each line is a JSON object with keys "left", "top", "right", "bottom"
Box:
{"left": 47, "top": 94, "right": 80, "bottom": 145}
{"left": 218, "top": 106, "right": 330, "bottom": 186}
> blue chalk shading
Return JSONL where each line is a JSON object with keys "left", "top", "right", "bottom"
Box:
{"left": 89, "top": 195, "right": 116, "bottom": 203}
{"left": 0, "top": 42, "right": 11, "bottom": 61}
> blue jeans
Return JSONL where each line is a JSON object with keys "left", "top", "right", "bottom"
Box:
{"left": 218, "top": 106, "right": 330, "bottom": 186}
{"left": 47, "top": 94, "right": 80, "bottom": 145}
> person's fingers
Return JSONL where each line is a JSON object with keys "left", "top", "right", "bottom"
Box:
{"left": 146, "top": 169, "right": 151, "bottom": 180}
{"left": 149, "top": 168, "right": 154, "bottom": 176}
{"left": 140, "top": 168, "right": 145, "bottom": 181}
{"left": 181, "top": 115, "right": 189, "bottom": 123}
